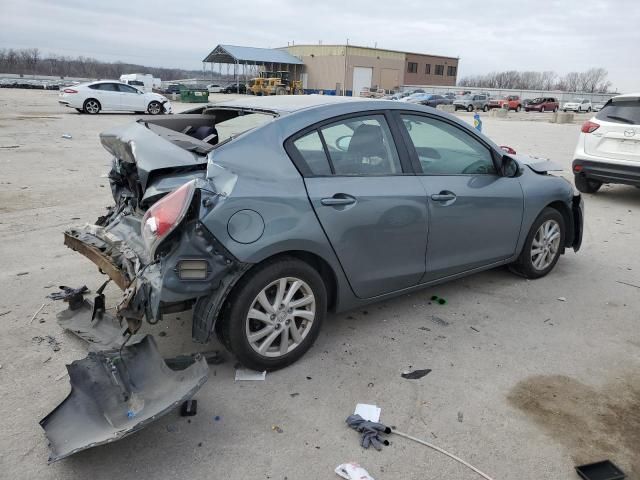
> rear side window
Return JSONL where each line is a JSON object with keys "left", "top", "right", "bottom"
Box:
{"left": 596, "top": 100, "right": 640, "bottom": 125}
{"left": 291, "top": 131, "right": 332, "bottom": 175}
{"left": 95, "top": 83, "right": 118, "bottom": 91}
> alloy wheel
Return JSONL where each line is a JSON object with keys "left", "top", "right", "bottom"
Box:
{"left": 245, "top": 277, "right": 316, "bottom": 358}
{"left": 530, "top": 220, "right": 561, "bottom": 271}
{"left": 85, "top": 100, "right": 100, "bottom": 114}
{"left": 148, "top": 102, "right": 162, "bottom": 115}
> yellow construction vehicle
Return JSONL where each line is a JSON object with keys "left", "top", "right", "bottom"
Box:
{"left": 248, "top": 71, "right": 303, "bottom": 96}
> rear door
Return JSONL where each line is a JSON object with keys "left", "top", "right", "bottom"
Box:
{"left": 89, "top": 83, "right": 120, "bottom": 110}
{"left": 395, "top": 112, "right": 524, "bottom": 281}
{"left": 587, "top": 99, "right": 640, "bottom": 162}
{"left": 287, "top": 112, "right": 429, "bottom": 298}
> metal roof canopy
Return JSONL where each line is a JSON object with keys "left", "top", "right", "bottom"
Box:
{"left": 202, "top": 44, "right": 303, "bottom": 65}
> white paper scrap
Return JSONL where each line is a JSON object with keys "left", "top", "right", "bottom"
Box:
{"left": 354, "top": 403, "right": 381, "bottom": 423}
{"left": 335, "top": 462, "right": 375, "bottom": 480}
{"left": 234, "top": 369, "right": 266, "bottom": 381}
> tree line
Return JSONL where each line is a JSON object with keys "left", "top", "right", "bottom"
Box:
{"left": 0, "top": 48, "right": 202, "bottom": 81}
{"left": 458, "top": 68, "right": 612, "bottom": 93}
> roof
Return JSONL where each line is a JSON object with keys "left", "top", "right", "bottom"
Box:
{"left": 283, "top": 44, "right": 459, "bottom": 61}
{"left": 211, "top": 94, "right": 368, "bottom": 114}
{"left": 611, "top": 93, "right": 640, "bottom": 101}
{"left": 202, "top": 44, "right": 303, "bottom": 65}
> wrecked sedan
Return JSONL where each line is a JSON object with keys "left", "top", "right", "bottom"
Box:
{"left": 62, "top": 95, "right": 583, "bottom": 372}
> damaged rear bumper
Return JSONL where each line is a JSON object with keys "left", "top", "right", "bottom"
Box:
{"left": 40, "top": 334, "right": 208, "bottom": 462}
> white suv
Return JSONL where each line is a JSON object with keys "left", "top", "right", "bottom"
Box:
{"left": 563, "top": 98, "right": 592, "bottom": 113}
{"left": 572, "top": 93, "right": 640, "bottom": 193}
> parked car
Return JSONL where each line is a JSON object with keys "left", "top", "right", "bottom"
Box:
{"left": 207, "top": 84, "right": 224, "bottom": 93}
{"left": 223, "top": 82, "right": 247, "bottom": 94}
{"left": 488, "top": 95, "right": 522, "bottom": 111}
{"left": 592, "top": 102, "right": 606, "bottom": 112}
{"left": 58, "top": 80, "right": 172, "bottom": 115}
{"left": 59, "top": 95, "right": 583, "bottom": 375}
{"left": 572, "top": 93, "right": 640, "bottom": 193}
{"left": 411, "top": 94, "right": 453, "bottom": 108}
{"left": 164, "top": 83, "right": 182, "bottom": 95}
{"left": 441, "top": 93, "right": 456, "bottom": 100}
{"left": 399, "top": 92, "right": 427, "bottom": 102}
{"left": 563, "top": 98, "right": 592, "bottom": 113}
{"left": 453, "top": 93, "right": 490, "bottom": 112}
{"left": 525, "top": 97, "right": 559, "bottom": 113}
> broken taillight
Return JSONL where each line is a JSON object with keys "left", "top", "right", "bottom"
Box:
{"left": 581, "top": 121, "right": 600, "bottom": 133}
{"left": 142, "top": 180, "right": 196, "bottom": 257}
{"left": 63, "top": 88, "right": 78, "bottom": 94}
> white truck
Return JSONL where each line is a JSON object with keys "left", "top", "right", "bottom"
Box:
{"left": 119, "top": 73, "right": 161, "bottom": 93}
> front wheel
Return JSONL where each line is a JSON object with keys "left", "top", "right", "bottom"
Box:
{"left": 574, "top": 175, "right": 602, "bottom": 193}
{"left": 147, "top": 101, "right": 162, "bottom": 115}
{"left": 540, "top": 106, "right": 545, "bottom": 113}
{"left": 511, "top": 208, "right": 565, "bottom": 279}
{"left": 553, "top": 107, "right": 558, "bottom": 112}
{"left": 467, "top": 105, "right": 474, "bottom": 112}
{"left": 482, "top": 104, "right": 489, "bottom": 112}
{"left": 516, "top": 105, "right": 521, "bottom": 112}
{"left": 219, "top": 257, "right": 327, "bottom": 371}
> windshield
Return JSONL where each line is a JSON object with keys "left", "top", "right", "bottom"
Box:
{"left": 571, "top": 98, "right": 583, "bottom": 103}
{"left": 595, "top": 100, "right": 640, "bottom": 125}
{"left": 531, "top": 98, "right": 543, "bottom": 103}
{"left": 215, "top": 113, "right": 274, "bottom": 144}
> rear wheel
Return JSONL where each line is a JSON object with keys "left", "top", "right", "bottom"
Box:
{"left": 482, "top": 104, "right": 489, "bottom": 112}
{"left": 511, "top": 208, "right": 565, "bottom": 279}
{"left": 574, "top": 175, "right": 602, "bottom": 193}
{"left": 219, "top": 257, "right": 327, "bottom": 371}
{"left": 147, "top": 101, "right": 162, "bottom": 115}
{"left": 83, "top": 98, "right": 101, "bottom": 114}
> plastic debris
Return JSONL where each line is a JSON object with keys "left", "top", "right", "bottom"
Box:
{"left": 61, "top": 134, "right": 72, "bottom": 139}
{"left": 272, "top": 425, "right": 283, "bottom": 433}
{"left": 180, "top": 399, "right": 197, "bottom": 417}
{"left": 354, "top": 404, "right": 381, "bottom": 422}
{"left": 234, "top": 368, "right": 266, "bottom": 381}
{"left": 401, "top": 369, "right": 432, "bottom": 380}
{"left": 335, "top": 463, "right": 375, "bottom": 480}
{"left": 557, "top": 296, "right": 567, "bottom": 302}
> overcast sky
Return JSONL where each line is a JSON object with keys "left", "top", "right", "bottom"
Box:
{"left": 1, "top": 0, "right": 638, "bottom": 91}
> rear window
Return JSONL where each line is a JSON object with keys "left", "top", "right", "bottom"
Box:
{"left": 596, "top": 100, "right": 640, "bottom": 125}
{"left": 215, "top": 113, "right": 273, "bottom": 143}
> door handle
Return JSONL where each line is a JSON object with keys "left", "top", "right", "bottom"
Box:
{"left": 321, "top": 194, "right": 356, "bottom": 206}
{"left": 431, "top": 191, "right": 456, "bottom": 202}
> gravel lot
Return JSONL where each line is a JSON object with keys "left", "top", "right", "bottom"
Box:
{"left": 0, "top": 89, "right": 638, "bottom": 480}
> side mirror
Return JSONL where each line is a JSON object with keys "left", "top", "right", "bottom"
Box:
{"left": 501, "top": 155, "right": 519, "bottom": 178}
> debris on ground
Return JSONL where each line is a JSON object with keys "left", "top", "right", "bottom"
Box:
{"left": 16, "top": 271, "right": 29, "bottom": 276}
{"left": 430, "top": 315, "right": 449, "bottom": 326}
{"left": 165, "top": 351, "right": 224, "bottom": 370}
{"left": 272, "top": 425, "right": 284, "bottom": 433}
{"left": 289, "top": 392, "right": 300, "bottom": 397}
{"left": 458, "top": 411, "right": 464, "bottom": 422}
{"left": 0, "top": 310, "right": 11, "bottom": 317}
{"left": 616, "top": 280, "right": 640, "bottom": 289}
{"left": 354, "top": 403, "right": 381, "bottom": 422}
{"left": 234, "top": 368, "right": 266, "bottom": 381}
{"left": 29, "top": 303, "right": 46, "bottom": 324}
{"left": 430, "top": 295, "right": 447, "bottom": 305}
{"left": 335, "top": 463, "right": 375, "bottom": 480}
{"left": 180, "top": 399, "right": 198, "bottom": 417}
{"left": 557, "top": 296, "right": 567, "bottom": 302}
{"left": 470, "top": 326, "right": 480, "bottom": 333}
{"left": 346, "top": 414, "right": 391, "bottom": 450}
{"left": 61, "top": 134, "right": 72, "bottom": 139}
{"left": 32, "top": 335, "right": 60, "bottom": 352}
{"left": 46, "top": 285, "right": 89, "bottom": 309}
{"left": 158, "top": 331, "right": 167, "bottom": 337}
{"left": 574, "top": 460, "right": 626, "bottom": 480}
{"left": 401, "top": 369, "right": 432, "bottom": 380}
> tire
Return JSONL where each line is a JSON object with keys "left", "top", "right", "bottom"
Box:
{"left": 467, "top": 104, "right": 474, "bottom": 112}
{"left": 275, "top": 86, "right": 287, "bottom": 95}
{"left": 587, "top": 107, "right": 592, "bottom": 113}
{"left": 574, "top": 175, "right": 602, "bottom": 193}
{"left": 219, "top": 257, "right": 327, "bottom": 371}
{"left": 147, "top": 101, "right": 162, "bottom": 115}
{"left": 540, "top": 106, "right": 545, "bottom": 113}
{"left": 553, "top": 107, "right": 558, "bottom": 112}
{"left": 563, "top": 109, "right": 567, "bottom": 112}
{"left": 516, "top": 105, "right": 521, "bottom": 112}
{"left": 511, "top": 207, "right": 565, "bottom": 279}
{"left": 83, "top": 98, "right": 101, "bottom": 114}
{"left": 482, "top": 104, "right": 489, "bottom": 112}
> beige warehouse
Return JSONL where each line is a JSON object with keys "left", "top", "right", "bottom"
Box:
{"left": 283, "top": 44, "right": 458, "bottom": 95}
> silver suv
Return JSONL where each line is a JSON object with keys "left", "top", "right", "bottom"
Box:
{"left": 454, "top": 93, "right": 490, "bottom": 112}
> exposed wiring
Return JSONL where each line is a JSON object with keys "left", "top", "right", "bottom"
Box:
{"left": 391, "top": 429, "right": 495, "bottom": 480}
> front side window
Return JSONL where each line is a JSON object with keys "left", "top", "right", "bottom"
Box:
{"left": 118, "top": 84, "right": 139, "bottom": 93}
{"left": 400, "top": 114, "right": 496, "bottom": 175}
{"left": 320, "top": 115, "right": 402, "bottom": 175}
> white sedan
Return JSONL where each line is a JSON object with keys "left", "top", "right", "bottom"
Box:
{"left": 58, "top": 80, "right": 172, "bottom": 115}
{"left": 563, "top": 98, "right": 592, "bottom": 113}
{"left": 207, "top": 84, "right": 224, "bottom": 93}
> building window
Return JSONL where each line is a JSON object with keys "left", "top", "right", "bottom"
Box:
{"left": 435, "top": 64, "right": 444, "bottom": 75}
{"left": 447, "top": 66, "right": 457, "bottom": 76}
{"left": 425, "top": 64, "right": 431, "bottom": 75}
{"left": 407, "top": 62, "right": 418, "bottom": 73}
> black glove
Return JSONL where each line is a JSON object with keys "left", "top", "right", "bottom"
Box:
{"left": 47, "top": 285, "right": 88, "bottom": 301}
{"left": 346, "top": 414, "right": 391, "bottom": 451}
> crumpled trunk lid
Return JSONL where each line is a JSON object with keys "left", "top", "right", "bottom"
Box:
{"left": 40, "top": 334, "right": 208, "bottom": 463}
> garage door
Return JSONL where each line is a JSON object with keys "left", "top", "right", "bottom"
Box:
{"left": 352, "top": 67, "right": 373, "bottom": 97}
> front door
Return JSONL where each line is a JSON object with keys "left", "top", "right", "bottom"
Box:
{"left": 289, "top": 113, "right": 429, "bottom": 298}
{"left": 396, "top": 112, "right": 524, "bottom": 281}
{"left": 117, "top": 83, "right": 146, "bottom": 112}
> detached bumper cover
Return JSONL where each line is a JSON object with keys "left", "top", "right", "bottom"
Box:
{"left": 571, "top": 194, "right": 584, "bottom": 252}
{"left": 40, "top": 335, "right": 208, "bottom": 463}
{"left": 573, "top": 159, "right": 640, "bottom": 186}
